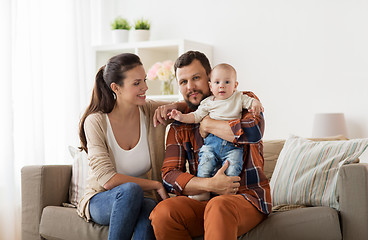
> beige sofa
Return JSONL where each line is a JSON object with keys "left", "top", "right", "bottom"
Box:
{"left": 21, "top": 140, "right": 368, "bottom": 240}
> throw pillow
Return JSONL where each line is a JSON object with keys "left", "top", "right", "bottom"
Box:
{"left": 270, "top": 135, "right": 368, "bottom": 210}
{"left": 263, "top": 135, "right": 348, "bottom": 180}
{"left": 68, "top": 146, "right": 89, "bottom": 207}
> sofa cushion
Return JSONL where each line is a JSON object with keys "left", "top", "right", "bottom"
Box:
{"left": 243, "top": 206, "right": 341, "bottom": 240}
{"left": 262, "top": 136, "right": 348, "bottom": 181}
{"left": 270, "top": 135, "right": 368, "bottom": 209}
{"left": 68, "top": 146, "right": 89, "bottom": 207}
{"left": 193, "top": 207, "right": 341, "bottom": 240}
{"left": 40, "top": 206, "right": 108, "bottom": 240}
{"left": 263, "top": 140, "right": 285, "bottom": 180}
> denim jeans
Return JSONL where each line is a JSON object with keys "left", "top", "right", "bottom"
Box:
{"left": 89, "top": 182, "right": 156, "bottom": 240}
{"left": 198, "top": 134, "right": 243, "bottom": 177}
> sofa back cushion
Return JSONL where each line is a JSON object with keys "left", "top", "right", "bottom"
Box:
{"left": 263, "top": 140, "right": 286, "bottom": 180}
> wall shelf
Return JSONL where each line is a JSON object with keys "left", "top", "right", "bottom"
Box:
{"left": 93, "top": 39, "right": 213, "bottom": 100}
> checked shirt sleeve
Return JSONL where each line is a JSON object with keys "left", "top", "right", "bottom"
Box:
{"left": 161, "top": 125, "right": 194, "bottom": 195}
{"left": 229, "top": 91, "right": 265, "bottom": 145}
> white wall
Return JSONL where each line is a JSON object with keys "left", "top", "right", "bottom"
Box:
{"left": 99, "top": 0, "right": 368, "bottom": 140}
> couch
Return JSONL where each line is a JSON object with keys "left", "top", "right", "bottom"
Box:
{"left": 21, "top": 139, "right": 368, "bottom": 240}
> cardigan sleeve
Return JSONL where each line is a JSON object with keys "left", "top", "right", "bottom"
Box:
{"left": 84, "top": 113, "right": 116, "bottom": 187}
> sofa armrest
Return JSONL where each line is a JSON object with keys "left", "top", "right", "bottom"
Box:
{"left": 21, "top": 165, "right": 72, "bottom": 240}
{"left": 337, "top": 163, "right": 368, "bottom": 240}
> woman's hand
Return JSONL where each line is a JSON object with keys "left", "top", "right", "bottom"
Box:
{"left": 155, "top": 181, "right": 169, "bottom": 201}
{"left": 153, "top": 103, "right": 178, "bottom": 127}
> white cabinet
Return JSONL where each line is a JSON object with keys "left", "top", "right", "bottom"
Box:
{"left": 93, "top": 39, "right": 213, "bottom": 101}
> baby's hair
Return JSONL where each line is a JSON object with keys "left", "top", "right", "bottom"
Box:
{"left": 210, "top": 63, "right": 237, "bottom": 80}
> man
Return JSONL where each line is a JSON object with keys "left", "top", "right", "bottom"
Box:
{"left": 150, "top": 51, "right": 271, "bottom": 240}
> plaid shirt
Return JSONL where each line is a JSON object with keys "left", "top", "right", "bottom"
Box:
{"left": 162, "top": 91, "right": 272, "bottom": 215}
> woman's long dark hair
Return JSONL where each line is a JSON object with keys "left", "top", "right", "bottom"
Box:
{"left": 79, "top": 53, "right": 143, "bottom": 152}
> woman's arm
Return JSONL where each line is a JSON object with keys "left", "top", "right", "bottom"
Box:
{"left": 104, "top": 174, "right": 168, "bottom": 200}
{"left": 85, "top": 113, "right": 168, "bottom": 200}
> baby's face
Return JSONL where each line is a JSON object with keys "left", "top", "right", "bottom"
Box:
{"left": 209, "top": 68, "right": 238, "bottom": 100}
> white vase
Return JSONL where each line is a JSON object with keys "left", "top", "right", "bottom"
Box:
{"left": 131, "top": 30, "right": 150, "bottom": 42}
{"left": 112, "top": 29, "right": 129, "bottom": 43}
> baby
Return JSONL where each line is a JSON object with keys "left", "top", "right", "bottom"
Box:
{"left": 168, "top": 63, "right": 263, "bottom": 200}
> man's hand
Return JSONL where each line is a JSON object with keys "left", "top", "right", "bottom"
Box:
{"left": 249, "top": 99, "right": 264, "bottom": 116}
{"left": 199, "top": 115, "right": 210, "bottom": 139}
{"left": 153, "top": 103, "right": 178, "bottom": 127}
{"left": 210, "top": 161, "right": 240, "bottom": 195}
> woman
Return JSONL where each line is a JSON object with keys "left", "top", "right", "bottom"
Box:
{"left": 77, "top": 53, "right": 177, "bottom": 240}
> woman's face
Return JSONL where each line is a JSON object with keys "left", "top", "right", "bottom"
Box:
{"left": 115, "top": 65, "right": 148, "bottom": 106}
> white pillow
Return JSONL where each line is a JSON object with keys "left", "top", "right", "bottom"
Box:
{"left": 270, "top": 135, "right": 368, "bottom": 210}
{"left": 68, "top": 146, "right": 88, "bottom": 207}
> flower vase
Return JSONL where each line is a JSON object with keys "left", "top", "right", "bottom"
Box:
{"left": 161, "top": 80, "right": 173, "bottom": 95}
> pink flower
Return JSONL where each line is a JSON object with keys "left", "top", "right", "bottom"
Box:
{"left": 162, "top": 60, "right": 174, "bottom": 70}
{"left": 147, "top": 62, "right": 161, "bottom": 80}
{"left": 147, "top": 60, "right": 175, "bottom": 82}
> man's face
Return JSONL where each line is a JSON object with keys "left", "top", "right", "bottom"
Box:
{"left": 176, "top": 59, "right": 211, "bottom": 109}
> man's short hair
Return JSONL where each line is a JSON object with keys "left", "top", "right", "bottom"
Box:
{"left": 174, "top": 51, "right": 212, "bottom": 77}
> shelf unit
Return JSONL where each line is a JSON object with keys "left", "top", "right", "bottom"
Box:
{"left": 92, "top": 39, "right": 213, "bottom": 100}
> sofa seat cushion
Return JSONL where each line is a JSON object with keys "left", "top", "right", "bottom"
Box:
{"left": 243, "top": 206, "right": 341, "bottom": 240}
{"left": 40, "top": 206, "right": 108, "bottom": 240}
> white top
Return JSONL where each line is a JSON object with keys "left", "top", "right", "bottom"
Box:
{"left": 192, "top": 90, "right": 254, "bottom": 123}
{"left": 106, "top": 109, "right": 151, "bottom": 177}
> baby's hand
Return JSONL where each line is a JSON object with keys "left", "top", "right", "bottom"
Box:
{"left": 249, "top": 99, "right": 264, "bottom": 116}
{"left": 167, "top": 109, "right": 183, "bottom": 121}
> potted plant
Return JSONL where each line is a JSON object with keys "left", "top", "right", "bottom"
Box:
{"left": 131, "top": 18, "right": 151, "bottom": 42}
{"left": 111, "top": 17, "right": 131, "bottom": 43}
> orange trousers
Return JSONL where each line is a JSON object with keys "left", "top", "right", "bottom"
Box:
{"left": 149, "top": 195, "right": 266, "bottom": 240}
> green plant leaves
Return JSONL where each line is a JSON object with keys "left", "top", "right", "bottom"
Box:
{"left": 134, "top": 18, "right": 151, "bottom": 30}
{"left": 111, "top": 17, "right": 131, "bottom": 30}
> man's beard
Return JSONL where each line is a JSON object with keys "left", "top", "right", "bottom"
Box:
{"left": 185, "top": 90, "right": 210, "bottom": 110}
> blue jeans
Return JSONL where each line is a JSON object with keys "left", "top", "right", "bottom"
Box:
{"left": 89, "top": 182, "right": 156, "bottom": 240}
{"left": 198, "top": 134, "right": 243, "bottom": 177}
